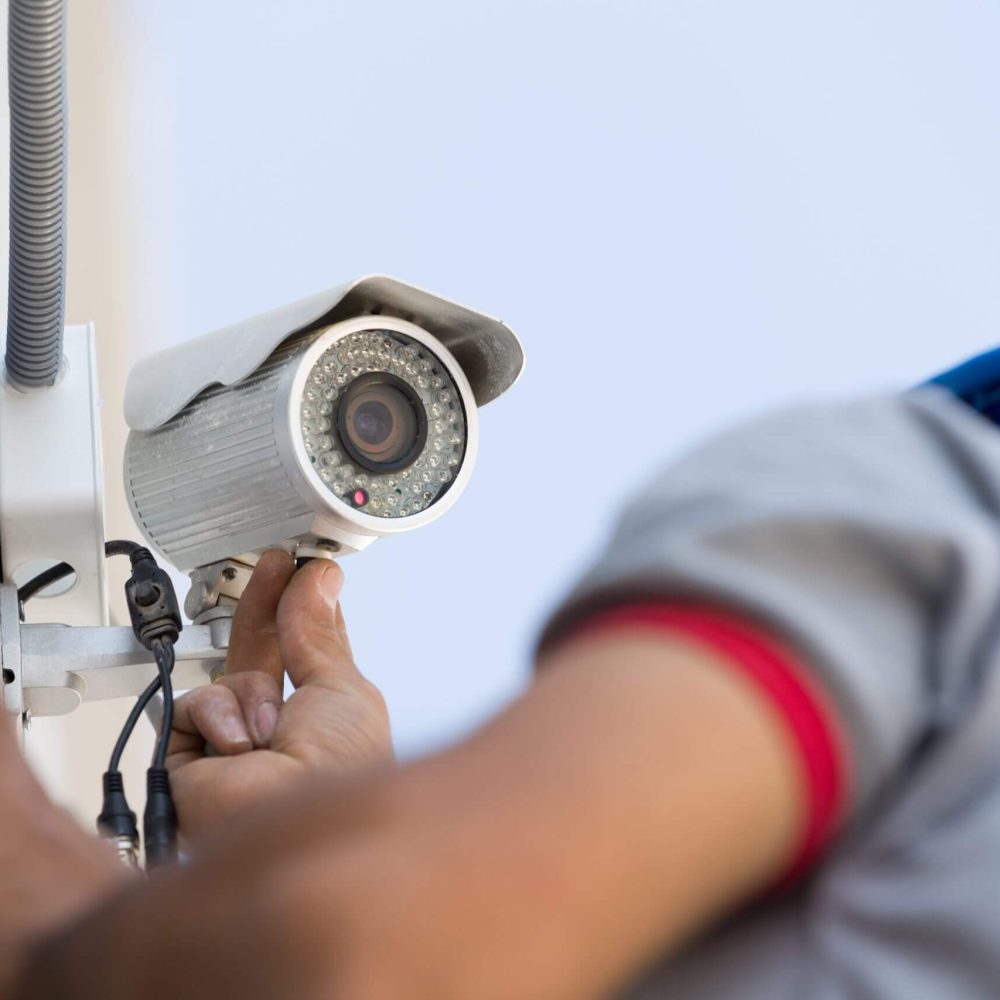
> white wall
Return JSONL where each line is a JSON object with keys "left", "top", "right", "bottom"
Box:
{"left": 16, "top": 1, "right": 1000, "bottom": 814}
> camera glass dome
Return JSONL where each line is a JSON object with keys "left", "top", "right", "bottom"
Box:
{"left": 299, "top": 328, "right": 467, "bottom": 518}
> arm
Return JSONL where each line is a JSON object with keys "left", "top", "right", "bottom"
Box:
{"left": 0, "top": 551, "right": 394, "bottom": 997}
{"left": 10, "top": 391, "right": 972, "bottom": 998}
{"left": 0, "top": 716, "right": 129, "bottom": 995}
{"left": 12, "top": 624, "right": 808, "bottom": 1000}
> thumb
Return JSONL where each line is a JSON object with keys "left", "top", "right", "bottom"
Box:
{"left": 275, "top": 560, "right": 356, "bottom": 690}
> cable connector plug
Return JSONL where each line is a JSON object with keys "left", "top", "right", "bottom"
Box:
{"left": 97, "top": 771, "right": 140, "bottom": 869}
{"left": 143, "top": 766, "right": 178, "bottom": 870}
{"left": 124, "top": 550, "right": 182, "bottom": 649}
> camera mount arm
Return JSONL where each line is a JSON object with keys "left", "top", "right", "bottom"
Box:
{"left": 0, "top": 579, "right": 228, "bottom": 733}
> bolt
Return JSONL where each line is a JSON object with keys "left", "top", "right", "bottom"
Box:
{"left": 2, "top": 668, "right": 13, "bottom": 685}
{"left": 222, "top": 567, "right": 238, "bottom": 582}
{"left": 315, "top": 539, "right": 341, "bottom": 552}
{"left": 21, "top": 709, "right": 31, "bottom": 731}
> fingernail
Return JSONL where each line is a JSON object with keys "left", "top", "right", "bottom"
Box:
{"left": 318, "top": 563, "right": 344, "bottom": 610}
{"left": 221, "top": 712, "right": 252, "bottom": 748}
{"left": 255, "top": 702, "right": 279, "bottom": 745}
{"left": 261, "top": 548, "right": 292, "bottom": 570}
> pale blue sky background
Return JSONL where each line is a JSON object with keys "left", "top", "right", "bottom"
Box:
{"left": 113, "top": 1, "right": 1000, "bottom": 754}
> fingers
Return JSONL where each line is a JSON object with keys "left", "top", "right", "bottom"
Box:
{"left": 167, "top": 672, "right": 284, "bottom": 764}
{"left": 225, "top": 549, "right": 296, "bottom": 683}
{"left": 276, "top": 560, "right": 358, "bottom": 691}
{"left": 168, "top": 685, "right": 251, "bottom": 763}
{"left": 168, "top": 751, "right": 303, "bottom": 839}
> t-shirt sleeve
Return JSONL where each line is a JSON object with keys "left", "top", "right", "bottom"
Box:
{"left": 539, "top": 387, "right": 1000, "bottom": 822}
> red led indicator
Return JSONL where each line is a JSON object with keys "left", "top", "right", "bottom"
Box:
{"left": 351, "top": 489, "right": 369, "bottom": 508}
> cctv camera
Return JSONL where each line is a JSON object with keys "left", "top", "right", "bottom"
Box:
{"left": 123, "top": 276, "right": 523, "bottom": 572}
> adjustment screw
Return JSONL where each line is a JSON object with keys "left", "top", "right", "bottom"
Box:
{"left": 135, "top": 581, "right": 160, "bottom": 607}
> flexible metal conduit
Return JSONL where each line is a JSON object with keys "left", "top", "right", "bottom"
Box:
{"left": 5, "top": 0, "right": 67, "bottom": 389}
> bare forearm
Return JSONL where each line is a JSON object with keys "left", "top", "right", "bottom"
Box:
{"left": 335, "top": 632, "right": 802, "bottom": 997}
{"left": 0, "top": 725, "right": 129, "bottom": 997}
{"left": 12, "top": 633, "right": 802, "bottom": 999}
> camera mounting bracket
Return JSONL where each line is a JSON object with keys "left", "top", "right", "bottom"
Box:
{"left": 0, "top": 323, "right": 227, "bottom": 740}
{"left": 0, "top": 579, "right": 227, "bottom": 729}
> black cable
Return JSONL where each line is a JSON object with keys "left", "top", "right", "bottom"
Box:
{"left": 151, "top": 637, "right": 175, "bottom": 770}
{"left": 109, "top": 675, "right": 162, "bottom": 772}
{"left": 108, "top": 621, "right": 178, "bottom": 775}
{"left": 104, "top": 544, "right": 181, "bottom": 775}
{"left": 17, "top": 560, "right": 74, "bottom": 606}
{"left": 14, "top": 537, "right": 182, "bottom": 867}
{"left": 18, "top": 539, "right": 149, "bottom": 612}
{"left": 78, "top": 540, "right": 182, "bottom": 868}
{"left": 104, "top": 538, "right": 144, "bottom": 560}
{"left": 107, "top": 636, "right": 176, "bottom": 772}
{"left": 144, "top": 636, "right": 178, "bottom": 868}
{"left": 92, "top": 540, "right": 164, "bottom": 864}
{"left": 101, "top": 588, "right": 180, "bottom": 869}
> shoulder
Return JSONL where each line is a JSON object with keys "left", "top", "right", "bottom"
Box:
{"left": 547, "top": 386, "right": 1000, "bottom": 818}
{"left": 654, "top": 387, "right": 1000, "bottom": 506}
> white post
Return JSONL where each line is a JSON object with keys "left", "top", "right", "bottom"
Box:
{"left": 9, "top": 1, "right": 159, "bottom": 823}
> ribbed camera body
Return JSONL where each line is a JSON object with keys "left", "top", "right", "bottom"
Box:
{"left": 124, "top": 315, "right": 480, "bottom": 570}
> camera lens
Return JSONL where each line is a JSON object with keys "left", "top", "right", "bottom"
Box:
{"left": 302, "top": 327, "right": 468, "bottom": 519}
{"left": 337, "top": 373, "right": 427, "bottom": 472}
{"left": 353, "top": 400, "right": 393, "bottom": 446}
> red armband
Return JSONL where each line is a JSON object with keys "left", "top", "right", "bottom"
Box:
{"left": 548, "top": 604, "right": 849, "bottom": 887}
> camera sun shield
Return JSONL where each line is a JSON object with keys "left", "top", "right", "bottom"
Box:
{"left": 124, "top": 275, "right": 522, "bottom": 433}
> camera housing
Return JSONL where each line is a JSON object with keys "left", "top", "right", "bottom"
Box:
{"left": 123, "top": 276, "right": 523, "bottom": 571}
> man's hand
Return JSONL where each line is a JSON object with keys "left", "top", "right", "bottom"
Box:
{"left": 166, "top": 550, "right": 393, "bottom": 838}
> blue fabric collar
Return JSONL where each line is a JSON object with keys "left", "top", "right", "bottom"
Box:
{"left": 928, "top": 347, "right": 1000, "bottom": 424}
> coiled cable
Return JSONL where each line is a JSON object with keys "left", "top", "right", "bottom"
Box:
{"left": 6, "top": 0, "right": 68, "bottom": 389}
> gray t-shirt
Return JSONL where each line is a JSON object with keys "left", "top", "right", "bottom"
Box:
{"left": 546, "top": 385, "right": 1000, "bottom": 999}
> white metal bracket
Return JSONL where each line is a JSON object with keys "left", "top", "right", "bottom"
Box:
{"left": 0, "top": 324, "right": 227, "bottom": 727}
{"left": 0, "top": 324, "right": 109, "bottom": 631}
{"left": 0, "top": 583, "right": 24, "bottom": 744}
{"left": 0, "top": 587, "right": 229, "bottom": 725}
{"left": 0, "top": 583, "right": 227, "bottom": 716}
